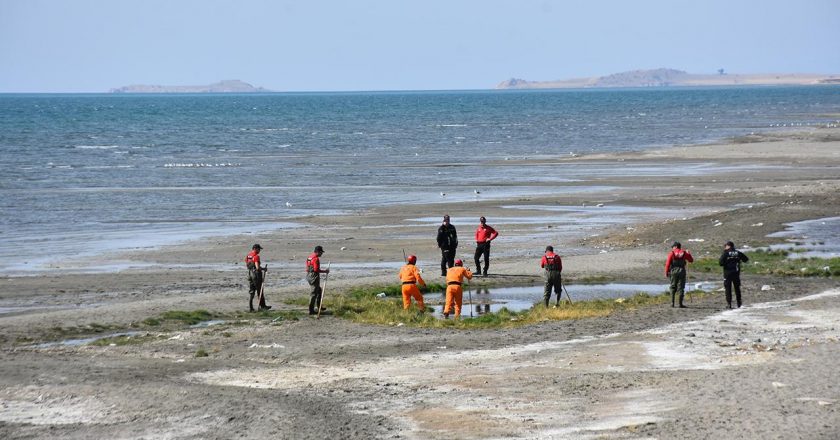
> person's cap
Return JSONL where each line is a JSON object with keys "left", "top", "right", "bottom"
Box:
{"left": 545, "top": 245, "right": 554, "bottom": 252}
{"left": 314, "top": 245, "right": 324, "bottom": 253}
{"left": 252, "top": 244, "right": 263, "bottom": 250}
{"left": 672, "top": 241, "right": 682, "bottom": 248}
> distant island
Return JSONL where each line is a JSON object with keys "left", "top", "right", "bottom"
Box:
{"left": 109, "top": 79, "right": 269, "bottom": 93}
{"left": 496, "top": 68, "right": 840, "bottom": 89}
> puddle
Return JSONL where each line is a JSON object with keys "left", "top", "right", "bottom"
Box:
{"left": 424, "top": 282, "right": 719, "bottom": 318}
{"left": 32, "top": 331, "right": 142, "bottom": 348}
{"left": 766, "top": 217, "right": 840, "bottom": 259}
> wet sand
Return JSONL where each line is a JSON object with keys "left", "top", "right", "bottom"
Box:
{"left": 1, "top": 128, "right": 839, "bottom": 439}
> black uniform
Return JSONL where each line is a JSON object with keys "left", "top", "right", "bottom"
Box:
{"left": 719, "top": 248, "right": 749, "bottom": 308}
{"left": 437, "top": 223, "right": 458, "bottom": 276}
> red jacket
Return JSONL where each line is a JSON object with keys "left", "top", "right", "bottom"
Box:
{"left": 665, "top": 249, "right": 694, "bottom": 275}
{"left": 541, "top": 252, "right": 562, "bottom": 271}
{"left": 245, "top": 250, "right": 261, "bottom": 269}
{"left": 475, "top": 224, "right": 498, "bottom": 243}
{"left": 306, "top": 252, "right": 325, "bottom": 273}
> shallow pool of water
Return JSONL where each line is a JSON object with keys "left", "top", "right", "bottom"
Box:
{"left": 424, "top": 282, "right": 718, "bottom": 318}
{"left": 33, "top": 331, "right": 142, "bottom": 348}
{"left": 766, "top": 217, "right": 840, "bottom": 259}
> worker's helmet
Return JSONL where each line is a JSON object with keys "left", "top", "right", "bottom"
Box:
{"left": 252, "top": 244, "right": 263, "bottom": 250}
{"left": 454, "top": 259, "right": 463, "bottom": 266}
{"left": 407, "top": 255, "right": 417, "bottom": 264}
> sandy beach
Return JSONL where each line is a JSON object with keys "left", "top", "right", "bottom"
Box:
{"left": 1, "top": 127, "right": 839, "bottom": 439}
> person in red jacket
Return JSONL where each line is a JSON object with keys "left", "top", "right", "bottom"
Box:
{"left": 541, "top": 245, "right": 563, "bottom": 307}
{"left": 665, "top": 241, "right": 694, "bottom": 308}
{"left": 306, "top": 245, "right": 330, "bottom": 315}
{"left": 474, "top": 216, "right": 499, "bottom": 276}
{"left": 245, "top": 244, "right": 270, "bottom": 312}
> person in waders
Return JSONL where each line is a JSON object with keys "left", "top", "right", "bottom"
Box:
{"left": 541, "top": 246, "right": 563, "bottom": 307}
{"left": 437, "top": 215, "right": 458, "bottom": 276}
{"left": 665, "top": 241, "right": 694, "bottom": 308}
{"left": 474, "top": 216, "right": 498, "bottom": 277}
{"left": 719, "top": 240, "right": 749, "bottom": 308}
{"left": 444, "top": 259, "right": 473, "bottom": 319}
{"left": 245, "top": 244, "right": 271, "bottom": 312}
{"left": 399, "top": 255, "right": 426, "bottom": 311}
{"left": 306, "top": 246, "right": 330, "bottom": 315}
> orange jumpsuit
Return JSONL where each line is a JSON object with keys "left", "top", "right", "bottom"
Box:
{"left": 444, "top": 266, "right": 473, "bottom": 318}
{"left": 398, "top": 263, "right": 426, "bottom": 311}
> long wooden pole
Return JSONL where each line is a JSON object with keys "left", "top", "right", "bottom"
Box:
{"left": 258, "top": 264, "right": 268, "bottom": 309}
{"left": 316, "top": 261, "right": 331, "bottom": 319}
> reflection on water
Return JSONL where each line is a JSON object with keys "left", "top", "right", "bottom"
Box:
{"left": 425, "top": 282, "right": 719, "bottom": 318}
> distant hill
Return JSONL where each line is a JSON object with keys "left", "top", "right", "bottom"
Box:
{"left": 110, "top": 80, "right": 269, "bottom": 93}
{"left": 496, "top": 68, "right": 840, "bottom": 89}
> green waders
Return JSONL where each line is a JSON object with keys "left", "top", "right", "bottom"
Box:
{"left": 669, "top": 267, "right": 687, "bottom": 307}
{"left": 544, "top": 270, "right": 562, "bottom": 307}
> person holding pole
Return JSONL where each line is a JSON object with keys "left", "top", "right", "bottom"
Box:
{"left": 399, "top": 255, "right": 426, "bottom": 312}
{"left": 541, "top": 245, "right": 563, "bottom": 307}
{"left": 306, "top": 245, "right": 330, "bottom": 315}
{"left": 444, "top": 259, "right": 473, "bottom": 319}
{"left": 245, "top": 244, "right": 271, "bottom": 312}
{"left": 665, "top": 241, "right": 694, "bottom": 308}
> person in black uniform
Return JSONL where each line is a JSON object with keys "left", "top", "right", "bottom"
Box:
{"left": 437, "top": 214, "right": 458, "bottom": 276}
{"left": 719, "top": 241, "right": 749, "bottom": 308}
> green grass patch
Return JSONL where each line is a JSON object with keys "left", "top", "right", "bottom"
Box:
{"left": 195, "top": 348, "right": 209, "bottom": 358}
{"left": 347, "top": 282, "right": 447, "bottom": 300}
{"left": 693, "top": 249, "right": 840, "bottom": 277}
{"left": 323, "top": 284, "right": 703, "bottom": 329}
{"left": 159, "top": 310, "right": 217, "bottom": 325}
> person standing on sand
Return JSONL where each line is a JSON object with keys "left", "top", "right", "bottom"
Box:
{"left": 719, "top": 241, "right": 749, "bottom": 309}
{"left": 245, "top": 244, "right": 271, "bottom": 312}
{"left": 399, "top": 255, "right": 426, "bottom": 311}
{"left": 541, "top": 246, "right": 563, "bottom": 307}
{"left": 444, "top": 259, "right": 473, "bottom": 319}
{"left": 474, "top": 216, "right": 499, "bottom": 277}
{"left": 665, "top": 241, "right": 694, "bottom": 308}
{"left": 437, "top": 215, "right": 458, "bottom": 276}
{"left": 306, "top": 246, "right": 330, "bottom": 315}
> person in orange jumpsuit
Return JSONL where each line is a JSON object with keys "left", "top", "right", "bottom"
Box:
{"left": 444, "top": 259, "right": 473, "bottom": 319}
{"left": 399, "top": 255, "right": 426, "bottom": 311}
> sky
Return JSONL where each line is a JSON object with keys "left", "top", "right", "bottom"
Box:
{"left": 1, "top": 0, "right": 839, "bottom": 93}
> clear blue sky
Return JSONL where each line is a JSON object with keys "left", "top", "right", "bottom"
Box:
{"left": 2, "top": 0, "right": 839, "bottom": 92}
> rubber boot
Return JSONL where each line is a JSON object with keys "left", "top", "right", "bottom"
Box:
{"left": 249, "top": 294, "right": 256, "bottom": 312}
{"left": 678, "top": 293, "right": 686, "bottom": 308}
{"left": 671, "top": 292, "right": 676, "bottom": 308}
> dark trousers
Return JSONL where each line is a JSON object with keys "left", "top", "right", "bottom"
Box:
{"left": 248, "top": 270, "right": 265, "bottom": 311}
{"left": 544, "top": 271, "right": 562, "bottom": 306}
{"left": 307, "top": 272, "right": 322, "bottom": 313}
{"left": 474, "top": 242, "right": 490, "bottom": 275}
{"left": 440, "top": 248, "right": 456, "bottom": 275}
{"left": 669, "top": 267, "right": 686, "bottom": 306}
{"left": 724, "top": 271, "right": 742, "bottom": 307}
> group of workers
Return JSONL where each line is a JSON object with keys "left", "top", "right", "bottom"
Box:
{"left": 246, "top": 215, "right": 751, "bottom": 318}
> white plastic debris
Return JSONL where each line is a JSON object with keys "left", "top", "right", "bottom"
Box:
{"left": 376, "top": 292, "right": 387, "bottom": 298}
{"left": 249, "top": 343, "right": 285, "bottom": 349}
{"left": 772, "top": 382, "right": 787, "bottom": 388}
{"left": 340, "top": 246, "right": 347, "bottom": 250}
{"left": 761, "top": 285, "right": 774, "bottom": 291}
{"left": 751, "top": 222, "right": 764, "bottom": 227}
{"left": 688, "top": 238, "right": 705, "bottom": 242}
{"left": 168, "top": 334, "right": 183, "bottom": 340}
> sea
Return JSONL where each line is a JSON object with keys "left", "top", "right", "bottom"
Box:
{"left": 2, "top": 86, "right": 839, "bottom": 274}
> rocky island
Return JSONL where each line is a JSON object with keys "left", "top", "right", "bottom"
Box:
{"left": 109, "top": 79, "right": 269, "bottom": 93}
{"left": 497, "top": 68, "right": 840, "bottom": 89}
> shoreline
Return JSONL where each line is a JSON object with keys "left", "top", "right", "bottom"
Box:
{"left": 1, "top": 126, "right": 839, "bottom": 439}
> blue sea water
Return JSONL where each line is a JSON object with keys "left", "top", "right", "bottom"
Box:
{"left": 1, "top": 86, "right": 839, "bottom": 273}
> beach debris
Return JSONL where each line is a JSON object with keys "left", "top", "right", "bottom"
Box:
{"left": 596, "top": 203, "right": 604, "bottom": 207}
{"left": 249, "top": 343, "right": 285, "bottom": 349}
{"left": 801, "top": 267, "right": 808, "bottom": 272}
{"left": 771, "top": 382, "right": 788, "bottom": 388}
{"left": 761, "top": 285, "right": 775, "bottom": 291}
{"left": 440, "top": 192, "right": 446, "bottom": 197}
{"left": 714, "top": 221, "right": 723, "bottom": 227}
{"left": 285, "top": 201, "right": 292, "bottom": 207}
{"left": 795, "top": 397, "right": 836, "bottom": 406}
{"left": 396, "top": 323, "right": 405, "bottom": 327}
{"left": 377, "top": 292, "right": 387, "bottom": 298}
{"left": 688, "top": 238, "right": 705, "bottom": 242}
{"left": 751, "top": 222, "right": 764, "bottom": 227}
{"left": 474, "top": 189, "right": 481, "bottom": 195}
{"left": 168, "top": 334, "right": 183, "bottom": 340}
{"left": 824, "top": 266, "right": 831, "bottom": 272}
{"left": 614, "top": 298, "right": 626, "bottom": 303}
{"left": 340, "top": 246, "right": 347, "bottom": 251}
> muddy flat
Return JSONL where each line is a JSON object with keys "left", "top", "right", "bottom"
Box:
{"left": 1, "top": 128, "right": 839, "bottom": 439}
